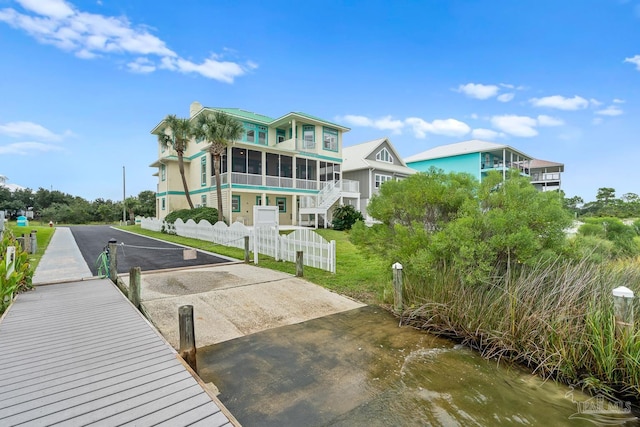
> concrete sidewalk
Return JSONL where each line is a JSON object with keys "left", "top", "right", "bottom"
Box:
{"left": 32, "top": 227, "right": 93, "bottom": 285}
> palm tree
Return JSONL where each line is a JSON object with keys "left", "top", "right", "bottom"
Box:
{"left": 193, "top": 111, "right": 243, "bottom": 223}
{"left": 157, "top": 114, "right": 195, "bottom": 209}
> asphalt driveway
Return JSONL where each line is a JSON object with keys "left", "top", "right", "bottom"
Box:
{"left": 69, "top": 225, "right": 234, "bottom": 275}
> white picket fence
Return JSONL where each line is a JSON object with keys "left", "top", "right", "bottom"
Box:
{"left": 139, "top": 217, "right": 336, "bottom": 273}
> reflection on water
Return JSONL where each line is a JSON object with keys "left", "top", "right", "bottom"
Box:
{"left": 197, "top": 306, "right": 636, "bottom": 426}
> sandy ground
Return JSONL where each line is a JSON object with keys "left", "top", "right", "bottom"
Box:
{"left": 120, "top": 263, "right": 365, "bottom": 349}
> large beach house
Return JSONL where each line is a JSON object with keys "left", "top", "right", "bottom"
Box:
{"left": 404, "top": 140, "right": 564, "bottom": 191}
{"left": 150, "top": 101, "right": 359, "bottom": 226}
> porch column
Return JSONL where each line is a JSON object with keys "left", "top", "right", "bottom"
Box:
{"left": 261, "top": 151, "right": 266, "bottom": 186}
{"left": 291, "top": 119, "right": 296, "bottom": 147}
{"left": 502, "top": 148, "right": 506, "bottom": 181}
{"left": 261, "top": 192, "right": 267, "bottom": 205}
{"left": 292, "top": 195, "right": 298, "bottom": 226}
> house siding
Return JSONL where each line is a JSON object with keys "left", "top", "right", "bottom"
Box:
{"left": 407, "top": 152, "right": 480, "bottom": 179}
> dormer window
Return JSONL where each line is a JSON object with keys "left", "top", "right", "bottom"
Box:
{"left": 376, "top": 148, "right": 393, "bottom": 163}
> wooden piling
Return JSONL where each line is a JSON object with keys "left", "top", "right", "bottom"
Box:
{"left": 392, "top": 262, "right": 403, "bottom": 312}
{"left": 613, "top": 286, "right": 634, "bottom": 337}
{"left": 296, "top": 251, "right": 303, "bottom": 277}
{"left": 244, "top": 236, "right": 250, "bottom": 263}
{"left": 129, "top": 266, "right": 141, "bottom": 309}
{"left": 108, "top": 239, "right": 118, "bottom": 283}
{"left": 179, "top": 305, "right": 197, "bottom": 372}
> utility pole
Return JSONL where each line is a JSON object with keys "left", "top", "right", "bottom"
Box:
{"left": 122, "top": 166, "right": 126, "bottom": 224}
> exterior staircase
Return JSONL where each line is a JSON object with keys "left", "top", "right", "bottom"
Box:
{"left": 299, "top": 180, "right": 359, "bottom": 228}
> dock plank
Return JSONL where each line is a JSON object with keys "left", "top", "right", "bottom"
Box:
{"left": 0, "top": 278, "right": 234, "bottom": 427}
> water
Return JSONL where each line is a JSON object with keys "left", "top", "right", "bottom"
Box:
{"left": 197, "top": 306, "right": 637, "bottom": 426}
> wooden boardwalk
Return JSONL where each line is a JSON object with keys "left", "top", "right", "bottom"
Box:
{"left": 0, "top": 278, "right": 235, "bottom": 426}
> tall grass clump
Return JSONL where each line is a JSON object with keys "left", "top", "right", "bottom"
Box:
{"left": 402, "top": 257, "right": 640, "bottom": 397}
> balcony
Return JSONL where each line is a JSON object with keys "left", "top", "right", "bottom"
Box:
{"left": 278, "top": 138, "right": 317, "bottom": 153}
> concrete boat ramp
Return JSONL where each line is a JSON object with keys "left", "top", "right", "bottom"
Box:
{"left": 0, "top": 227, "right": 362, "bottom": 426}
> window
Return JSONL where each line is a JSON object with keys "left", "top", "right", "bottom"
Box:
{"left": 200, "top": 156, "right": 207, "bottom": 186}
{"left": 266, "top": 153, "right": 293, "bottom": 178}
{"left": 248, "top": 150, "right": 261, "bottom": 175}
{"left": 375, "top": 174, "right": 392, "bottom": 188}
{"left": 161, "top": 164, "right": 166, "bottom": 181}
{"left": 319, "top": 161, "right": 340, "bottom": 181}
{"left": 323, "top": 127, "right": 338, "bottom": 151}
{"left": 243, "top": 122, "right": 268, "bottom": 145}
{"left": 232, "top": 148, "right": 247, "bottom": 173}
{"left": 201, "top": 195, "right": 207, "bottom": 207}
{"left": 303, "top": 125, "right": 315, "bottom": 149}
{"left": 232, "top": 195, "right": 241, "bottom": 212}
{"left": 161, "top": 198, "right": 166, "bottom": 210}
{"left": 256, "top": 196, "right": 269, "bottom": 206}
{"left": 276, "top": 197, "right": 286, "bottom": 213}
{"left": 376, "top": 148, "right": 393, "bottom": 163}
{"left": 258, "top": 126, "right": 267, "bottom": 145}
{"left": 296, "top": 158, "right": 317, "bottom": 181}
{"left": 277, "top": 129, "right": 286, "bottom": 143}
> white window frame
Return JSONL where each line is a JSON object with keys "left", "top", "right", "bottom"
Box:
{"left": 376, "top": 148, "right": 393, "bottom": 163}
{"left": 375, "top": 173, "right": 392, "bottom": 188}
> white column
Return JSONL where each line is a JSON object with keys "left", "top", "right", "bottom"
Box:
{"left": 292, "top": 195, "right": 298, "bottom": 226}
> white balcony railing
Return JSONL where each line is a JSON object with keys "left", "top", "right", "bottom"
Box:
{"left": 266, "top": 176, "right": 294, "bottom": 188}
{"left": 296, "top": 179, "right": 318, "bottom": 190}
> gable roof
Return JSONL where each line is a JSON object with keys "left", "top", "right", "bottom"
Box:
{"left": 343, "top": 138, "right": 415, "bottom": 174}
{"left": 404, "top": 139, "right": 533, "bottom": 163}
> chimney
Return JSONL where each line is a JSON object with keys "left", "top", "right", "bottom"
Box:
{"left": 190, "top": 101, "right": 203, "bottom": 118}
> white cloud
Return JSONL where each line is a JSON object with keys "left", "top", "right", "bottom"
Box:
{"left": 456, "top": 83, "right": 499, "bottom": 100}
{"left": 471, "top": 128, "right": 501, "bottom": 140}
{"left": 0, "top": 0, "right": 252, "bottom": 83}
{"left": 0, "top": 141, "right": 62, "bottom": 155}
{"left": 0, "top": 121, "right": 69, "bottom": 141}
{"left": 596, "top": 105, "right": 624, "bottom": 116}
{"left": 613, "top": 98, "right": 625, "bottom": 104}
{"left": 17, "top": 0, "right": 74, "bottom": 19}
{"left": 589, "top": 98, "right": 602, "bottom": 107}
{"left": 497, "top": 93, "right": 514, "bottom": 102}
{"left": 625, "top": 55, "right": 640, "bottom": 70}
{"left": 127, "top": 57, "right": 155, "bottom": 73}
{"left": 405, "top": 117, "right": 471, "bottom": 138}
{"left": 592, "top": 117, "right": 604, "bottom": 125}
{"left": 160, "top": 56, "right": 246, "bottom": 84}
{"left": 338, "top": 115, "right": 404, "bottom": 134}
{"left": 537, "top": 115, "right": 564, "bottom": 126}
{"left": 499, "top": 83, "right": 514, "bottom": 89}
{"left": 490, "top": 115, "right": 538, "bottom": 137}
{"left": 529, "top": 95, "right": 589, "bottom": 110}
{"left": 470, "top": 113, "right": 479, "bottom": 119}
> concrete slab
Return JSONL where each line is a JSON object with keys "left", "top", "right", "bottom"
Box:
{"left": 120, "top": 263, "right": 364, "bottom": 349}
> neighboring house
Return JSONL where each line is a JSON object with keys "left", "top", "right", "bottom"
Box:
{"left": 529, "top": 159, "right": 563, "bottom": 192}
{"left": 342, "top": 138, "right": 416, "bottom": 219}
{"left": 404, "top": 139, "right": 564, "bottom": 190}
{"left": 0, "top": 175, "right": 25, "bottom": 192}
{"left": 150, "top": 101, "right": 359, "bottom": 227}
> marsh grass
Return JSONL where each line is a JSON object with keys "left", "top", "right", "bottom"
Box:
{"left": 403, "top": 257, "right": 640, "bottom": 397}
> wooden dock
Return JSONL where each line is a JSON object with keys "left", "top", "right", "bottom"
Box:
{"left": 0, "top": 278, "right": 236, "bottom": 426}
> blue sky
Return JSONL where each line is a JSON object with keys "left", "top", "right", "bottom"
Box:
{"left": 0, "top": 0, "right": 639, "bottom": 202}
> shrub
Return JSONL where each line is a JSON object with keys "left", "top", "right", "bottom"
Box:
{"left": 164, "top": 207, "right": 218, "bottom": 225}
{"left": 331, "top": 205, "right": 364, "bottom": 231}
{"left": 0, "top": 231, "right": 33, "bottom": 314}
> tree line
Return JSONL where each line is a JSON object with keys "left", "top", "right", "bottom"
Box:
{"left": 564, "top": 187, "right": 640, "bottom": 218}
{"left": 0, "top": 186, "right": 156, "bottom": 224}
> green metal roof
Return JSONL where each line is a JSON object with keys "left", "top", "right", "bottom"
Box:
{"left": 293, "top": 112, "right": 348, "bottom": 129}
{"left": 209, "top": 108, "right": 274, "bottom": 124}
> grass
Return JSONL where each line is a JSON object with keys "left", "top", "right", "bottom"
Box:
{"left": 402, "top": 257, "right": 640, "bottom": 398}
{"left": 5, "top": 222, "right": 56, "bottom": 271}
{"left": 117, "top": 225, "right": 392, "bottom": 304}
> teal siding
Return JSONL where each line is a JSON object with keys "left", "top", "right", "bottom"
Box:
{"left": 407, "top": 153, "right": 480, "bottom": 180}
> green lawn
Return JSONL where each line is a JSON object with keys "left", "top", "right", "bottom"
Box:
{"left": 5, "top": 222, "right": 56, "bottom": 271}
{"left": 117, "top": 225, "right": 391, "bottom": 304}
